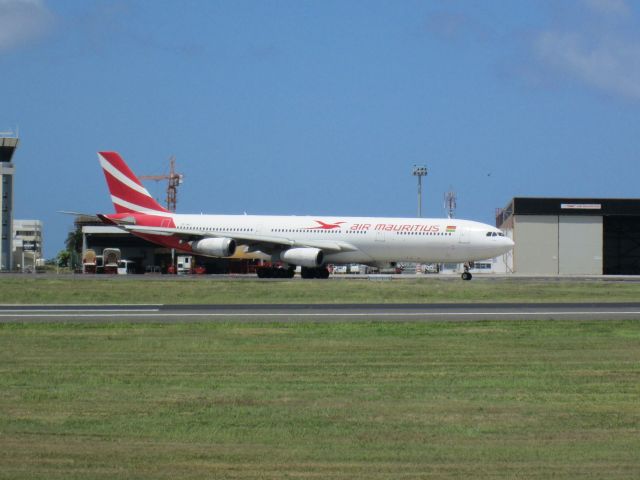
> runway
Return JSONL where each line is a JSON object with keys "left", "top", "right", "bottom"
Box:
{"left": 2, "top": 302, "right": 640, "bottom": 323}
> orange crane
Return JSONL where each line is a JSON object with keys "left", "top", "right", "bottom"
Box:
{"left": 139, "top": 156, "right": 184, "bottom": 212}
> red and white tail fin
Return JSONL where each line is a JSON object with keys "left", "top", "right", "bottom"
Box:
{"left": 98, "top": 151, "right": 170, "bottom": 214}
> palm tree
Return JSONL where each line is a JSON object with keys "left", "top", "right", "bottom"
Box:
{"left": 65, "top": 227, "right": 83, "bottom": 253}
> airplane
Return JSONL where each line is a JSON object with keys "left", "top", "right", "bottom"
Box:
{"left": 96, "top": 151, "right": 514, "bottom": 280}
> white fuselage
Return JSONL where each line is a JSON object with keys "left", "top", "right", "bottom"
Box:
{"left": 171, "top": 214, "right": 513, "bottom": 265}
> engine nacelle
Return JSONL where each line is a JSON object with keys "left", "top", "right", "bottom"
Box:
{"left": 280, "top": 247, "right": 324, "bottom": 268}
{"left": 191, "top": 237, "right": 236, "bottom": 257}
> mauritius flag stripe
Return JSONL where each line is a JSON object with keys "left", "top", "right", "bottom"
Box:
{"left": 446, "top": 225, "right": 457, "bottom": 232}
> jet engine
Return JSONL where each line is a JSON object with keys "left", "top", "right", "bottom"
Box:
{"left": 280, "top": 247, "right": 324, "bottom": 267}
{"left": 191, "top": 237, "right": 236, "bottom": 257}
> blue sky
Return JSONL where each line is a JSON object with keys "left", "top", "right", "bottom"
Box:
{"left": 1, "top": 0, "right": 640, "bottom": 258}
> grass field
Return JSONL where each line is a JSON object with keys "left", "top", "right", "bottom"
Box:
{"left": 2, "top": 275, "right": 640, "bottom": 304}
{"left": 1, "top": 320, "right": 639, "bottom": 479}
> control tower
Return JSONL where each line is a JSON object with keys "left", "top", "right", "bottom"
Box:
{"left": 0, "top": 134, "right": 19, "bottom": 271}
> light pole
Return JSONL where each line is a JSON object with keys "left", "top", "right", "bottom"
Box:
{"left": 412, "top": 165, "right": 428, "bottom": 217}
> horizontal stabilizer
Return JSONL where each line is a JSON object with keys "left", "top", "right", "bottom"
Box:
{"left": 57, "top": 210, "right": 98, "bottom": 218}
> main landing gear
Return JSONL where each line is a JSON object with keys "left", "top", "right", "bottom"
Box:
{"left": 256, "top": 265, "right": 295, "bottom": 279}
{"left": 300, "top": 267, "right": 330, "bottom": 279}
{"left": 461, "top": 262, "right": 473, "bottom": 281}
{"left": 255, "top": 265, "right": 330, "bottom": 279}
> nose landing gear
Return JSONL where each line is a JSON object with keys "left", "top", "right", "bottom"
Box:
{"left": 461, "top": 262, "right": 473, "bottom": 281}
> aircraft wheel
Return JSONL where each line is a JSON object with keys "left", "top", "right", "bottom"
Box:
{"left": 257, "top": 267, "right": 274, "bottom": 279}
{"left": 301, "top": 267, "right": 329, "bottom": 279}
{"left": 278, "top": 268, "right": 291, "bottom": 279}
{"left": 461, "top": 271, "right": 472, "bottom": 281}
{"left": 316, "top": 268, "right": 330, "bottom": 279}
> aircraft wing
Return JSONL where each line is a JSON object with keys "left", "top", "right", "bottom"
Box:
{"left": 119, "top": 224, "right": 358, "bottom": 253}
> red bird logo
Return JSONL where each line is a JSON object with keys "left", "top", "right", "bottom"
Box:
{"left": 307, "top": 220, "right": 346, "bottom": 230}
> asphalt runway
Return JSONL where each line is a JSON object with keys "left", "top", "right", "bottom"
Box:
{"left": 2, "top": 303, "right": 640, "bottom": 323}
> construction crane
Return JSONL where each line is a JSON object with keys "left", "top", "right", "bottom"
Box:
{"left": 140, "top": 156, "right": 184, "bottom": 212}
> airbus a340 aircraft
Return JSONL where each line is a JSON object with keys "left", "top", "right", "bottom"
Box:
{"left": 96, "top": 152, "right": 513, "bottom": 280}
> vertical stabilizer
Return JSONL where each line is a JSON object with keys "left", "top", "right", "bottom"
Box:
{"left": 98, "top": 151, "right": 169, "bottom": 214}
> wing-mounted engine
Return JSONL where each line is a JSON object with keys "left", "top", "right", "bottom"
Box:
{"left": 191, "top": 238, "right": 236, "bottom": 257}
{"left": 280, "top": 247, "right": 324, "bottom": 267}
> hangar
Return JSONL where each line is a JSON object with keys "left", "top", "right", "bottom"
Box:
{"left": 497, "top": 198, "right": 640, "bottom": 275}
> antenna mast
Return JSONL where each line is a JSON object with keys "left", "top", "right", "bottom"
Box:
{"left": 444, "top": 189, "right": 457, "bottom": 219}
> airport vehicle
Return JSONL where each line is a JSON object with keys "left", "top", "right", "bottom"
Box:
{"left": 174, "top": 255, "right": 206, "bottom": 274}
{"left": 176, "top": 255, "right": 192, "bottom": 275}
{"left": 332, "top": 265, "right": 348, "bottom": 274}
{"left": 102, "top": 248, "right": 121, "bottom": 274}
{"left": 82, "top": 249, "right": 100, "bottom": 274}
{"left": 79, "top": 248, "right": 119, "bottom": 274}
{"left": 96, "top": 151, "right": 513, "bottom": 280}
{"left": 117, "top": 259, "right": 136, "bottom": 275}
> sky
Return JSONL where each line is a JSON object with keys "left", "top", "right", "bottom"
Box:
{"left": 1, "top": 0, "right": 640, "bottom": 259}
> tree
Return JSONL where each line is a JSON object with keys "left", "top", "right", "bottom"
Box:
{"left": 56, "top": 250, "right": 70, "bottom": 268}
{"left": 65, "top": 227, "right": 83, "bottom": 253}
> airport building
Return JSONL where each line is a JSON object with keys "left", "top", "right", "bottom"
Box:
{"left": 13, "top": 219, "right": 43, "bottom": 270}
{"left": 497, "top": 198, "right": 640, "bottom": 275}
{"left": 0, "top": 135, "right": 19, "bottom": 271}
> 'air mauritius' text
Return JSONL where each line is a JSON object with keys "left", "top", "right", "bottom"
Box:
{"left": 350, "top": 223, "right": 441, "bottom": 232}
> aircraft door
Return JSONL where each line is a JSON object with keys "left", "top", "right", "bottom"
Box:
{"left": 458, "top": 228, "right": 470, "bottom": 244}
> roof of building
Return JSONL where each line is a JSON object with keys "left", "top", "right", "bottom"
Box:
{"left": 497, "top": 197, "right": 640, "bottom": 227}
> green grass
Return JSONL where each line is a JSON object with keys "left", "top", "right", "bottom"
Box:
{"left": 1, "top": 276, "right": 640, "bottom": 304}
{"left": 1, "top": 321, "right": 639, "bottom": 479}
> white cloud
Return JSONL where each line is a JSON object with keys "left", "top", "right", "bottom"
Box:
{"left": 0, "top": 0, "right": 54, "bottom": 52}
{"left": 534, "top": 31, "right": 640, "bottom": 100}
{"left": 531, "top": 0, "right": 640, "bottom": 101}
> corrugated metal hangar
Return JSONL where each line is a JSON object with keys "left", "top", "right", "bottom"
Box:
{"left": 497, "top": 198, "right": 640, "bottom": 275}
